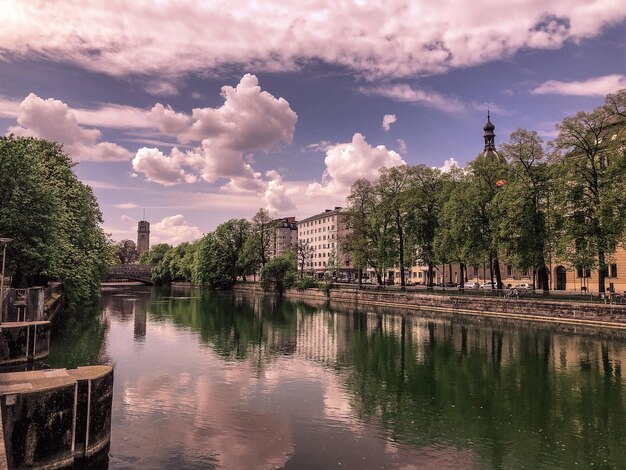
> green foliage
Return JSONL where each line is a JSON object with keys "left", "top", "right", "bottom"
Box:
{"left": 260, "top": 252, "right": 296, "bottom": 294}
{"left": 0, "top": 136, "right": 115, "bottom": 307}
{"left": 550, "top": 90, "right": 626, "bottom": 292}
{"left": 152, "top": 241, "right": 200, "bottom": 286}
{"left": 293, "top": 276, "right": 319, "bottom": 289}
{"left": 139, "top": 243, "right": 171, "bottom": 265}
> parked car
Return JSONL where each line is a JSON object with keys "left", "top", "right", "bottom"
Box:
{"left": 513, "top": 283, "right": 533, "bottom": 291}
{"left": 480, "top": 281, "right": 496, "bottom": 289}
{"left": 461, "top": 282, "right": 479, "bottom": 289}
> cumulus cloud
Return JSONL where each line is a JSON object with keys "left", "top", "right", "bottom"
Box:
{"left": 132, "top": 147, "right": 196, "bottom": 185}
{"left": 361, "top": 84, "right": 465, "bottom": 113}
{"left": 382, "top": 114, "right": 397, "bottom": 131}
{"left": 531, "top": 74, "right": 626, "bottom": 96}
{"left": 7, "top": 93, "right": 132, "bottom": 161}
{"left": 151, "top": 214, "right": 203, "bottom": 245}
{"left": 132, "top": 74, "right": 296, "bottom": 193}
{"left": 148, "top": 103, "right": 193, "bottom": 136}
{"left": 264, "top": 170, "right": 295, "bottom": 213}
{"left": 440, "top": 157, "right": 461, "bottom": 172}
{"left": 0, "top": 2, "right": 622, "bottom": 79}
{"left": 183, "top": 74, "right": 297, "bottom": 146}
{"left": 307, "top": 133, "right": 405, "bottom": 196}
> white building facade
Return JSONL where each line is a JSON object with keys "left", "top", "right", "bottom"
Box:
{"left": 296, "top": 207, "right": 353, "bottom": 278}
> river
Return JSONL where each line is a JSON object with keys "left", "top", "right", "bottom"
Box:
{"left": 47, "top": 285, "right": 626, "bottom": 469}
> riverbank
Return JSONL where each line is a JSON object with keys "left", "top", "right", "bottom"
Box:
{"left": 233, "top": 283, "right": 626, "bottom": 329}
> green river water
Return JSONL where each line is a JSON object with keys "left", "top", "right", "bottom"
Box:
{"left": 47, "top": 285, "right": 626, "bottom": 469}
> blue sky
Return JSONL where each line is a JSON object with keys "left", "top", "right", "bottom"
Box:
{"left": 0, "top": 1, "right": 624, "bottom": 245}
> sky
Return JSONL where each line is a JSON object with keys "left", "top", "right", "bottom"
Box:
{"left": 0, "top": 1, "right": 625, "bottom": 245}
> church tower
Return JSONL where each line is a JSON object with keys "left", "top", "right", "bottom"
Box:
{"left": 137, "top": 218, "right": 150, "bottom": 255}
{"left": 482, "top": 110, "right": 501, "bottom": 161}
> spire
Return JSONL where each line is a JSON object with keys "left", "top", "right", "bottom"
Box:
{"left": 483, "top": 111, "right": 496, "bottom": 152}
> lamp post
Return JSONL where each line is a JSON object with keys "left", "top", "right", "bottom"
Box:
{"left": 0, "top": 237, "right": 12, "bottom": 321}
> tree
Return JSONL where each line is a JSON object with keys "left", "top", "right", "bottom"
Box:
{"left": 247, "top": 208, "right": 274, "bottom": 269}
{"left": 194, "top": 233, "right": 233, "bottom": 289}
{"left": 139, "top": 243, "right": 171, "bottom": 265}
{"left": 345, "top": 178, "right": 394, "bottom": 285}
{"left": 377, "top": 166, "right": 414, "bottom": 287}
{"left": 260, "top": 252, "right": 296, "bottom": 295}
{"left": 192, "top": 219, "right": 254, "bottom": 287}
{"left": 550, "top": 100, "right": 626, "bottom": 293}
{"left": 0, "top": 136, "right": 114, "bottom": 306}
{"left": 463, "top": 153, "right": 509, "bottom": 289}
{"left": 497, "top": 129, "right": 551, "bottom": 290}
{"left": 296, "top": 239, "right": 316, "bottom": 278}
{"left": 406, "top": 165, "right": 445, "bottom": 288}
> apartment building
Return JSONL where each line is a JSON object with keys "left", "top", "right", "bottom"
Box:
{"left": 296, "top": 207, "right": 353, "bottom": 278}
{"left": 269, "top": 217, "right": 298, "bottom": 259}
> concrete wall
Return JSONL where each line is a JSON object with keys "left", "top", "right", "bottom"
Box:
{"left": 233, "top": 283, "right": 626, "bottom": 327}
{"left": 0, "top": 366, "right": 113, "bottom": 469}
{"left": 0, "top": 322, "right": 50, "bottom": 367}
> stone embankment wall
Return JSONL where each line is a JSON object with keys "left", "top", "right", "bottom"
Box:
{"left": 0, "top": 366, "right": 113, "bottom": 469}
{"left": 233, "top": 284, "right": 626, "bottom": 328}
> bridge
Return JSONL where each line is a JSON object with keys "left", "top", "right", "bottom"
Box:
{"left": 104, "top": 264, "right": 154, "bottom": 285}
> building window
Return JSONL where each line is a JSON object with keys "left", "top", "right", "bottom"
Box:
{"left": 506, "top": 265, "right": 513, "bottom": 277}
{"left": 522, "top": 268, "right": 529, "bottom": 277}
{"left": 610, "top": 263, "right": 618, "bottom": 278}
{"left": 577, "top": 268, "right": 591, "bottom": 278}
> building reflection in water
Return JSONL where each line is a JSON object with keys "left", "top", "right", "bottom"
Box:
{"left": 53, "top": 287, "right": 626, "bottom": 470}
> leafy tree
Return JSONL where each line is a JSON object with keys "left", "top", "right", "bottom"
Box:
{"left": 296, "top": 239, "right": 316, "bottom": 278}
{"left": 345, "top": 178, "right": 394, "bottom": 285}
{"left": 377, "top": 166, "right": 415, "bottom": 287}
{"left": 247, "top": 208, "right": 274, "bottom": 269}
{"left": 434, "top": 168, "right": 472, "bottom": 288}
{"left": 550, "top": 99, "right": 626, "bottom": 292}
{"left": 0, "top": 136, "right": 114, "bottom": 306}
{"left": 259, "top": 252, "right": 296, "bottom": 294}
{"left": 463, "top": 153, "right": 508, "bottom": 289}
{"left": 189, "top": 219, "right": 253, "bottom": 287}
{"left": 194, "top": 233, "right": 233, "bottom": 289}
{"left": 139, "top": 243, "right": 171, "bottom": 265}
{"left": 497, "top": 129, "right": 551, "bottom": 290}
{"left": 405, "top": 165, "right": 445, "bottom": 288}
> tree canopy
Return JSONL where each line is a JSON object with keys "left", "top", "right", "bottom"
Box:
{"left": 0, "top": 136, "right": 115, "bottom": 306}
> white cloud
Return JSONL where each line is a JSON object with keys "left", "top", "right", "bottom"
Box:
{"left": 113, "top": 203, "right": 140, "bottom": 209}
{"left": 183, "top": 74, "right": 297, "bottom": 147}
{"left": 6, "top": 93, "right": 133, "bottom": 161}
{"left": 396, "top": 138, "right": 407, "bottom": 154}
{"left": 132, "top": 74, "right": 296, "bottom": 193}
{"left": 307, "top": 133, "right": 405, "bottom": 197}
{"left": 0, "top": 2, "right": 623, "bottom": 79}
{"left": 264, "top": 170, "right": 295, "bottom": 213}
{"left": 132, "top": 147, "right": 197, "bottom": 185}
{"left": 152, "top": 215, "right": 203, "bottom": 245}
{"left": 361, "top": 84, "right": 465, "bottom": 113}
{"left": 145, "top": 82, "right": 178, "bottom": 96}
{"left": 531, "top": 74, "right": 626, "bottom": 96}
{"left": 148, "top": 103, "right": 192, "bottom": 136}
{"left": 440, "top": 157, "right": 460, "bottom": 172}
{"left": 382, "top": 114, "right": 397, "bottom": 131}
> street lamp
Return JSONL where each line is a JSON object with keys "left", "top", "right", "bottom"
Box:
{"left": 0, "top": 237, "right": 13, "bottom": 321}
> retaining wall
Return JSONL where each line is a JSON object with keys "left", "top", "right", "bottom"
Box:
{"left": 233, "top": 284, "right": 626, "bottom": 328}
{"left": 0, "top": 366, "right": 113, "bottom": 469}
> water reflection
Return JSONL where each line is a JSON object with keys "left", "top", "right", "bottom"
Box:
{"left": 49, "top": 286, "right": 626, "bottom": 469}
